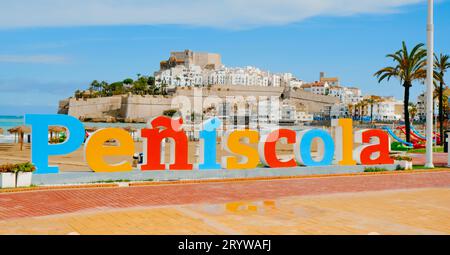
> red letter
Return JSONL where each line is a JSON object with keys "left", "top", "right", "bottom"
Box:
{"left": 140, "top": 116, "right": 192, "bottom": 170}
{"left": 355, "top": 129, "right": 394, "bottom": 165}
{"left": 258, "top": 129, "right": 297, "bottom": 168}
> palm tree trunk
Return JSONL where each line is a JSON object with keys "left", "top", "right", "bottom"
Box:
{"left": 404, "top": 82, "right": 411, "bottom": 143}
{"left": 370, "top": 104, "right": 373, "bottom": 123}
{"left": 439, "top": 80, "right": 444, "bottom": 141}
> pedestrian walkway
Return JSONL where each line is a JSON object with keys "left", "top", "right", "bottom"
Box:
{"left": 411, "top": 152, "right": 448, "bottom": 166}
{"left": 1, "top": 171, "right": 450, "bottom": 234}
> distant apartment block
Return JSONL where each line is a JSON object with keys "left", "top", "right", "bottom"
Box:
{"left": 155, "top": 50, "right": 303, "bottom": 88}
{"left": 301, "top": 73, "right": 363, "bottom": 104}
{"left": 416, "top": 93, "right": 440, "bottom": 122}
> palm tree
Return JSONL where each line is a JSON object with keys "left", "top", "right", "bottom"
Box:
{"left": 374, "top": 42, "right": 427, "bottom": 143}
{"left": 90, "top": 80, "right": 100, "bottom": 92}
{"left": 409, "top": 103, "right": 418, "bottom": 124}
{"left": 354, "top": 102, "right": 361, "bottom": 120}
{"left": 100, "top": 81, "right": 109, "bottom": 96}
{"left": 347, "top": 103, "right": 354, "bottom": 119}
{"left": 160, "top": 82, "right": 168, "bottom": 96}
{"left": 359, "top": 100, "right": 368, "bottom": 122}
{"left": 366, "top": 95, "right": 382, "bottom": 123}
{"left": 434, "top": 53, "right": 450, "bottom": 140}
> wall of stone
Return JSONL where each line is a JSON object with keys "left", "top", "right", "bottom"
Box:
{"left": 68, "top": 96, "right": 124, "bottom": 119}
{"left": 289, "top": 89, "right": 339, "bottom": 113}
{"left": 61, "top": 85, "right": 340, "bottom": 121}
{"left": 123, "top": 95, "right": 173, "bottom": 120}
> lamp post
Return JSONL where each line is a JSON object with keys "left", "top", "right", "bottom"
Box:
{"left": 425, "top": 0, "right": 434, "bottom": 168}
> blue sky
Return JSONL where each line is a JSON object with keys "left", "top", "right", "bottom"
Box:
{"left": 0, "top": 0, "right": 449, "bottom": 115}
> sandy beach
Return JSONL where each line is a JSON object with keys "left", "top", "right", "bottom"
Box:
{"left": 0, "top": 140, "right": 301, "bottom": 172}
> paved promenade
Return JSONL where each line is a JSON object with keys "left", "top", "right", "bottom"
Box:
{"left": 1, "top": 171, "right": 450, "bottom": 234}
{"left": 411, "top": 152, "right": 448, "bottom": 166}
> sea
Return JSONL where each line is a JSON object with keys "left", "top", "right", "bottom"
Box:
{"left": 0, "top": 115, "right": 147, "bottom": 144}
{"left": 0, "top": 115, "right": 24, "bottom": 143}
{"left": 0, "top": 115, "right": 307, "bottom": 144}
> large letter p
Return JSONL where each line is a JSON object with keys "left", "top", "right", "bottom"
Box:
{"left": 25, "top": 114, "right": 85, "bottom": 174}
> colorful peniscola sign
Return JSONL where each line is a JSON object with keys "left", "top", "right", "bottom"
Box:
{"left": 24, "top": 114, "right": 393, "bottom": 174}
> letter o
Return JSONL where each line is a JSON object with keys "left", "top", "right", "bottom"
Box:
{"left": 295, "top": 129, "right": 335, "bottom": 166}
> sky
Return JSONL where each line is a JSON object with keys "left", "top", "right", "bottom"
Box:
{"left": 0, "top": 0, "right": 449, "bottom": 115}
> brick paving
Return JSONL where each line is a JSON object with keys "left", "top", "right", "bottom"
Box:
{"left": 1, "top": 187, "right": 449, "bottom": 234}
{"left": 411, "top": 152, "right": 448, "bottom": 166}
{"left": 1, "top": 171, "right": 450, "bottom": 222}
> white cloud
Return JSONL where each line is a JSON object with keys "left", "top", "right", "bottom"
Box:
{"left": 0, "top": 0, "right": 424, "bottom": 29}
{"left": 0, "top": 55, "right": 68, "bottom": 64}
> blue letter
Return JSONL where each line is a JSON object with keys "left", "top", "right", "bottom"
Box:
{"left": 295, "top": 129, "right": 335, "bottom": 166}
{"left": 25, "top": 114, "right": 85, "bottom": 174}
{"left": 199, "top": 117, "right": 221, "bottom": 170}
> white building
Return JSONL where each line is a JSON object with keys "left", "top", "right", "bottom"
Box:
{"left": 416, "top": 93, "right": 438, "bottom": 122}
{"left": 296, "top": 111, "right": 314, "bottom": 122}
{"left": 328, "top": 86, "right": 363, "bottom": 104}
{"left": 155, "top": 64, "right": 298, "bottom": 88}
{"left": 301, "top": 81, "right": 330, "bottom": 95}
{"left": 156, "top": 64, "right": 204, "bottom": 87}
{"left": 369, "top": 97, "right": 403, "bottom": 121}
{"left": 330, "top": 103, "right": 349, "bottom": 119}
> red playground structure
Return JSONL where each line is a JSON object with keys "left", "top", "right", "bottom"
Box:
{"left": 396, "top": 126, "right": 441, "bottom": 147}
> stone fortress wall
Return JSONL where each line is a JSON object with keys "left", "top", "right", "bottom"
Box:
{"left": 61, "top": 85, "right": 338, "bottom": 122}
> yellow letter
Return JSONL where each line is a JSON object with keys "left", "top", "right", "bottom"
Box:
{"left": 332, "top": 118, "right": 356, "bottom": 165}
{"left": 222, "top": 130, "right": 259, "bottom": 169}
{"left": 85, "top": 128, "right": 134, "bottom": 172}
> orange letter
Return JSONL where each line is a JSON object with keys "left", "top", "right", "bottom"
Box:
{"left": 258, "top": 129, "right": 297, "bottom": 168}
{"left": 85, "top": 128, "right": 134, "bottom": 172}
{"left": 353, "top": 129, "right": 393, "bottom": 165}
{"left": 222, "top": 130, "right": 259, "bottom": 169}
{"left": 140, "top": 116, "right": 192, "bottom": 171}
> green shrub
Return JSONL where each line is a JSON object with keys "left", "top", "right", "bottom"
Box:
{"left": 391, "top": 142, "right": 409, "bottom": 151}
{"left": 13, "top": 162, "right": 36, "bottom": 173}
{"left": 0, "top": 163, "right": 17, "bottom": 173}
{"left": 0, "top": 162, "right": 35, "bottom": 173}
{"left": 163, "top": 109, "right": 178, "bottom": 117}
{"left": 390, "top": 155, "right": 412, "bottom": 161}
{"left": 364, "top": 167, "right": 388, "bottom": 172}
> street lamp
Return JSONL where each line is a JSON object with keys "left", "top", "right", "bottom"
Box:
{"left": 425, "top": 0, "right": 434, "bottom": 168}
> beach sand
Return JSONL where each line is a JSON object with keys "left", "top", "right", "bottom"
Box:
{"left": 0, "top": 141, "right": 301, "bottom": 172}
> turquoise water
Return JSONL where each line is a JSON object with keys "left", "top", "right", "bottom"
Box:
{"left": 0, "top": 115, "right": 24, "bottom": 129}
{"left": 0, "top": 115, "right": 147, "bottom": 143}
{"left": 0, "top": 116, "right": 24, "bottom": 143}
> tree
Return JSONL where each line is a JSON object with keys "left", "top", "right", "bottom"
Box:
{"left": 147, "top": 76, "right": 155, "bottom": 87}
{"left": 90, "top": 80, "right": 100, "bottom": 92}
{"left": 160, "top": 81, "right": 168, "bottom": 96}
{"left": 374, "top": 42, "right": 427, "bottom": 143}
{"left": 366, "top": 96, "right": 382, "bottom": 123}
{"left": 110, "top": 81, "right": 125, "bottom": 95}
{"left": 100, "top": 81, "right": 110, "bottom": 96}
{"left": 434, "top": 53, "right": 450, "bottom": 140}
{"left": 132, "top": 75, "right": 149, "bottom": 95}
{"left": 123, "top": 78, "right": 134, "bottom": 86}
{"left": 359, "top": 100, "right": 368, "bottom": 122}
{"left": 409, "top": 103, "right": 418, "bottom": 123}
{"left": 347, "top": 103, "right": 354, "bottom": 119}
{"left": 163, "top": 109, "right": 178, "bottom": 117}
{"left": 74, "top": 90, "right": 82, "bottom": 99}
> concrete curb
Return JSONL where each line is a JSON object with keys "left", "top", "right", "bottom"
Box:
{"left": 31, "top": 164, "right": 399, "bottom": 186}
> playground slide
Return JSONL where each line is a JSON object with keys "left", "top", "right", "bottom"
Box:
{"left": 382, "top": 127, "right": 414, "bottom": 147}
{"left": 409, "top": 126, "right": 441, "bottom": 145}
{"left": 410, "top": 126, "right": 426, "bottom": 139}
{"left": 396, "top": 126, "right": 425, "bottom": 142}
